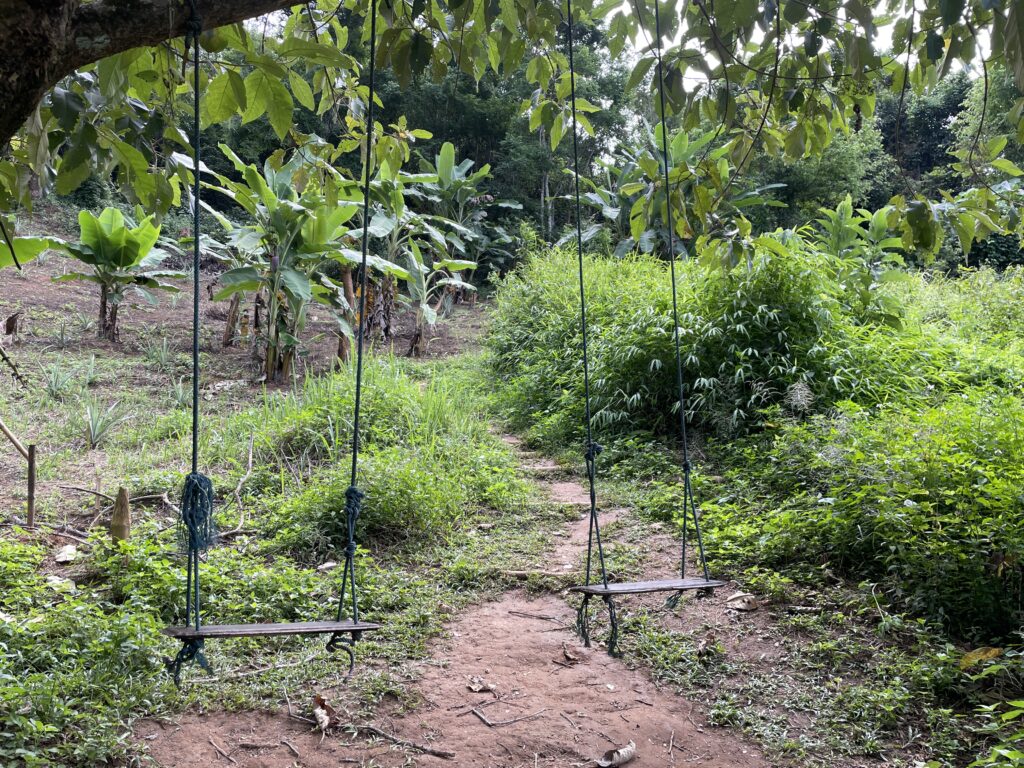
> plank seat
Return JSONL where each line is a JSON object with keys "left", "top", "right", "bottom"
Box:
{"left": 163, "top": 620, "right": 380, "bottom": 640}
{"left": 568, "top": 577, "right": 725, "bottom": 596}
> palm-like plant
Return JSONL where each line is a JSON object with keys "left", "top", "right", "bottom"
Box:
{"left": 365, "top": 169, "right": 476, "bottom": 356}
{"left": 418, "top": 142, "right": 521, "bottom": 280}
{"left": 203, "top": 146, "right": 378, "bottom": 379}
{"left": 55, "top": 208, "right": 183, "bottom": 341}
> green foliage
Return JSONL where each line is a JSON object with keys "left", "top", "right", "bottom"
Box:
{"left": 55, "top": 208, "right": 183, "bottom": 340}
{"left": 704, "top": 390, "right": 1024, "bottom": 639}
{"left": 253, "top": 359, "right": 526, "bottom": 559}
{"left": 0, "top": 539, "right": 168, "bottom": 767}
{"left": 82, "top": 398, "right": 127, "bottom": 449}
{"left": 489, "top": 224, "right": 941, "bottom": 442}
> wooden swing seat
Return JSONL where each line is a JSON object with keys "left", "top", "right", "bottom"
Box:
{"left": 568, "top": 577, "right": 725, "bottom": 596}
{"left": 163, "top": 619, "right": 380, "bottom": 640}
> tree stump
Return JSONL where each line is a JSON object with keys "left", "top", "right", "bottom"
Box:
{"left": 110, "top": 487, "right": 130, "bottom": 542}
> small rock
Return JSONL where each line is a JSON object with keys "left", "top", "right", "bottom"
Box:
{"left": 54, "top": 544, "right": 77, "bottom": 564}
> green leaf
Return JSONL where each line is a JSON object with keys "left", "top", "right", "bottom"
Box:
{"left": 0, "top": 236, "right": 55, "bottom": 270}
{"left": 279, "top": 266, "right": 312, "bottom": 303}
{"left": 264, "top": 77, "right": 294, "bottom": 140}
{"left": 213, "top": 266, "right": 261, "bottom": 299}
{"left": 437, "top": 142, "right": 456, "bottom": 187}
{"left": 939, "top": 0, "right": 965, "bottom": 26}
{"left": 993, "top": 157, "right": 1024, "bottom": 176}
{"left": 204, "top": 72, "right": 240, "bottom": 126}
{"left": 288, "top": 71, "right": 316, "bottom": 112}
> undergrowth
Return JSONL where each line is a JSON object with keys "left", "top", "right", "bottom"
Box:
{"left": 0, "top": 355, "right": 541, "bottom": 766}
{"left": 489, "top": 244, "right": 1024, "bottom": 765}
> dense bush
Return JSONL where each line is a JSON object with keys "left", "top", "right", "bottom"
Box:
{"left": 488, "top": 241, "right": 945, "bottom": 443}
{"left": 702, "top": 391, "right": 1024, "bottom": 639}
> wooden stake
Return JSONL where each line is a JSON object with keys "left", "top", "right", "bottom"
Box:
{"left": 110, "top": 487, "right": 130, "bottom": 542}
{"left": 26, "top": 444, "right": 35, "bottom": 528}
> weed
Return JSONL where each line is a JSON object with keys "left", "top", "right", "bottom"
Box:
{"left": 82, "top": 398, "right": 127, "bottom": 448}
{"left": 143, "top": 336, "right": 176, "bottom": 371}
{"left": 40, "top": 363, "right": 77, "bottom": 401}
{"left": 170, "top": 377, "right": 191, "bottom": 409}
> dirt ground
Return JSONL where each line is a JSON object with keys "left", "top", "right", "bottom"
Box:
{"left": 138, "top": 442, "right": 767, "bottom": 768}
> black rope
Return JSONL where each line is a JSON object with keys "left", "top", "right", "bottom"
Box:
{"left": 332, "top": 0, "right": 379, "bottom": 642}
{"left": 565, "top": 0, "right": 616, "bottom": 652}
{"left": 649, "top": 0, "right": 711, "bottom": 582}
{"left": 171, "top": 0, "right": 215, "bottom": 686}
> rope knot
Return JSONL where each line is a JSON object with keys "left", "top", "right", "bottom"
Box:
{"left": 584, "top": 442, "right": 603, "bottom": 463}
{"left": 178, "top": 472, "right": 216, "bottom": 553}
{"left": 681, "top": 461, "right": 691, "bottom": 473}
{"left": 184, "top": 0, "right": 203, "bottom": 43}
{"left": 344, "top": 485, "right": 364, "bottom": 524}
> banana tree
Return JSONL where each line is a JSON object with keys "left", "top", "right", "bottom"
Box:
{"left": 55, "top": 207, "right": 183, "bottom": 341}
{"left": 364, "top": 169, "right": 476, "bottom": 355}
{"left": 203, "top": 145, "right": 416, "bottom": 378}
{"left": 417, "top": 141, "right": 521, "bottom": 282}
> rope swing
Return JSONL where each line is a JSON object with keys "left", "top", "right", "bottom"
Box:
{"left": 164, "top": 0, "right": 381, "bottom": 686}
{"left": 566, "top": 0, "right": 723, "bottom": 656}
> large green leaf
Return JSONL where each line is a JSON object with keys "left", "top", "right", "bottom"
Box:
{"left": 213, "top": 266, "right": 262, "bottom": 300}
{"left": 278, "top": 266, "right": 312, "bottom": 303}
{"left": 0, "top": 236, "right": 57, "bottom": 270}
{"left": 437, "top": 142, "right": 456, "bottom": 188}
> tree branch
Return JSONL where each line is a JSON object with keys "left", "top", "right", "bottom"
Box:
{"left": 0, "top": 0, "right": 299, "bottom": 151}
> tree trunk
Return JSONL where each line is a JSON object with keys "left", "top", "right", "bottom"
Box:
{"left": 222, "top": 293, "right": 241, "bottom": 347}
{"left": 98, "top": 285, "right": 108, "bottom": 338}
{"left": 0, "top": 0, "right": 298, "bottom": 153}
{"left": 107, "top": 302, "right": 119, "bottom": 342}
{"left": 336, "top": 266, "right": 356, "bottom": 363}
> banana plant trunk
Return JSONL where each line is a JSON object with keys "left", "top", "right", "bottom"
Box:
{"left": 336, "top": 266, "right": 355, "bottom": 363}
{"left": 98, "top": 285, "right": 118, "bottom": 341}
{"left": 222, "top": 292, "right": 242, "bottom": 348}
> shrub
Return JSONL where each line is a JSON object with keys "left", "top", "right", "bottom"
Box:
{"left": 704, "top": 391, "right": 1024, "bottom": 639}
{"left": 488, "top": 239, "right": 941, "bottom": 443}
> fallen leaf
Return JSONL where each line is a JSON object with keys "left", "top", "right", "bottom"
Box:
{"left": 312, "top": 694, "right": 341, "bottom": 731}
{"left": 317, "top": 561, "right": 338, "bottom": 572}
{"left": 562, "top": 642, "right": 581, "bottom": 664}
{"left": 596, "top": 740, "right": 636, "bottom": 767}
{"left": 467, "top": 675, "right": 496, "bottom": 694}
{"left": 960, "top": 647, "right": 1002, "bottom": 670}
{"left": 54, "top": 544, "right": 77, "bottom": 564}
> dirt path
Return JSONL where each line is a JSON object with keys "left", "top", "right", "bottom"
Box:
{"left": 139, "top": 440, "right": 767, "bottom": 768}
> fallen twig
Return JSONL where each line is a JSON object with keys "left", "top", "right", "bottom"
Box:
{"left": 237, "top": 741, "right": 280, "bottom": 750}
{"left": 508, "top": 610, "right": 565, "bottom": 623}
{"left": 161, "top": 492, "right": 181, "bottom": 516}
{"left": 471, "top": 708, "right": 547, "bottom": 727}
{"left": 358, "top": 724, "right": 455, "bottom": 760}
{"left": 208, "top": 737, "right": 237, "bottom": 764}
{"left": 222, "top": 433, "right": 255, "bottom": 536}
{"left": 58, "top": 485, "right": 114, "bottom": 503}
{"left": 281, "top": 739, "right": 300, "bottom": 758}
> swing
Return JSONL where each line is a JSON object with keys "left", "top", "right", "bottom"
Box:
{"left": 163, "top": 0, "right": 382, "bottom": 686}
{"left": 561, "top": 0, "right": 723, "bottom": 655}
